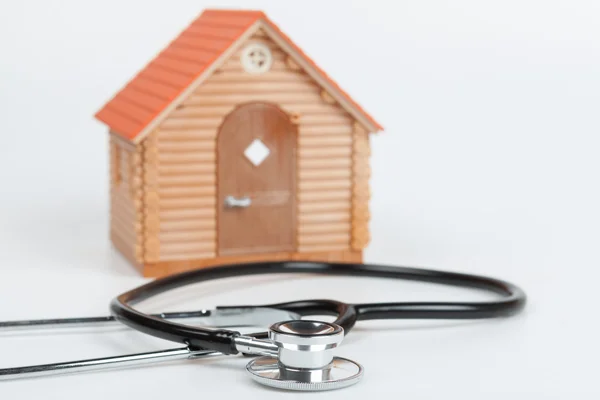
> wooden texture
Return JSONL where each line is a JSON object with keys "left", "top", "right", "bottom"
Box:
{"left": 260, "top": 21, "right": 382, "bottom": 133}
{"left": 217, "top": 103, "right": 296, "bottom": 255}
{"left": 142, "top": 250, "right": 363, "bottom": 278}
{"left": 111, "top": 231, "right": 142, "bottom": 272}
{"left": 351, "top": 123, "right": 372, "bottom": 250}
{"left": 143, "top": 131, "right": 160, "bottom": 262}
{"left": 151, "top": 32, "right": 358, "bottom": 262}
{"left": 109, "top": 134, "right": 143, "bottom": 263}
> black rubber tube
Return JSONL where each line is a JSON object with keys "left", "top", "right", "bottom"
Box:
{"left": 110, "top": 261, "right": 526, "bottom": 355}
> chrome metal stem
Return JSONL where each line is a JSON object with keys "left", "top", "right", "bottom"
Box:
{"left": 0, "top": 307, "right": 301, "bottom": 381}
{"left": 0, "top": 308, "right": 301, "bottom": 333}
{"left": 234, "top": 336, "right": 279, "bottom": 356}
{"left": 0, "top": 310, "right": 211, "bottom": 332}
{"left": 0, "top": 347, "right": 218, "bottom": 381}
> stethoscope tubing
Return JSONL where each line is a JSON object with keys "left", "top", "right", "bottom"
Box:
{"left": 110, "top": 261, "right": 527, "bottom": 355}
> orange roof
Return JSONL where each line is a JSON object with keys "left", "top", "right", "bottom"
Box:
{"left": 95, "top": 9, "right": 383, "bottom": 141}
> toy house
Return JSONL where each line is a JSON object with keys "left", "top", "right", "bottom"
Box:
{"left": 95, "top": 9, "right": 383, "bottom": 277}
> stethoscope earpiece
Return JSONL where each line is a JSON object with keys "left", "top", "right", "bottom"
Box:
{"left": 245, "top": 320, "right": 363, "bottom": 391}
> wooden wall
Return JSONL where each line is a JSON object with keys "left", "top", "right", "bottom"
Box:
{"left": 109, "top": 134, "right": 143, "bottom": 266}
{"left": 147, "top": 29, "right": 369, "bottom": 263}
{"left": 351, "top": 124, "right": 371, "bottom": 250}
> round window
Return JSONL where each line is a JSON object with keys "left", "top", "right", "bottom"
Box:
{"left": 240, "top": 43, "right": 273, "bottom": 74}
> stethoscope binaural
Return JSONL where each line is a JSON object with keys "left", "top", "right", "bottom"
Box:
{"left": 0, "top": 261, "right": 526, "bottom": 391}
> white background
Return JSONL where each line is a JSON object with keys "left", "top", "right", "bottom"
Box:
{"left": 0, "top": 0, "right": 598, "bottom": 398}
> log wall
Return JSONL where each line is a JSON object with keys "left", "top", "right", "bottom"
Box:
{"left": 351, "top": 123, "right": 371, "bottom": 250}
{"left": 109, "top": 134, "right": 143, "bottom": 266}
{"left": 147, "top": 29, "right": 369, "bottom": 262}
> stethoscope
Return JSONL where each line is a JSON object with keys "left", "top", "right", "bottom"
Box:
{"left": 0, "top": 261, "right": 526, "bottom": 391}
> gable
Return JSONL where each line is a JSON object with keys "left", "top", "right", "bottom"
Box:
{"left": 158, "top": 29, "right": 355, "bottom": 136}
{"left": 149, "top": 29, "right": 360, "bottom": 263}
{"left": 94, "top": 9, "right": 383, "bottom": 143}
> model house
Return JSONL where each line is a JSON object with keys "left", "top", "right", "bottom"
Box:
{"left": 95, "top": 9, "right": 383, "bottom": 277}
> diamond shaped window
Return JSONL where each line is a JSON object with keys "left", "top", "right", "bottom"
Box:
{"left": 244, "top": 139, "right": 270, "bottom": 166}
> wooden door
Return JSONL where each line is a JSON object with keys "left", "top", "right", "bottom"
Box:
{"left": 217, "top": 103, "right": 296, "bottom": 255}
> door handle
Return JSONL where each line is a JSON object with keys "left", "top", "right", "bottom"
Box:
{"left": 224, "top": 195, "right": 252, "bottom": 208}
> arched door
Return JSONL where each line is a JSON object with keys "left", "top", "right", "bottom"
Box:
{"left": 217, "top": 102, "right": 296, "bottom": 255}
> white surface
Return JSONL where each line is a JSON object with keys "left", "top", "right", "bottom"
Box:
{"left": 0, "top": 0, "right": 598, "bottom": 398}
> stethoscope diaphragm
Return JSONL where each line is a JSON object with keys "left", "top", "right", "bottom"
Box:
{"left": 245, "top": 320, "right": 363, "bottom": 391}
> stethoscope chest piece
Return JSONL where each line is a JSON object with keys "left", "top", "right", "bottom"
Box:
{"left": 245, "top": 320, "right": 364, "bottom": 391}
